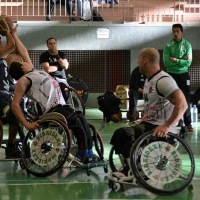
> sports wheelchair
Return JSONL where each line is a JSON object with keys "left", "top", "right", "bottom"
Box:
{"left": 108, "top": 127, "right": 195, "bottom": 195}
{"left": 0, "top": 111, "right": 108, "bottom": 177}
{"left": 20, "top": 112, "right": 108, "bottom": 177}
{"left": 0, "top": 86, "right": 107, "bottom": 177}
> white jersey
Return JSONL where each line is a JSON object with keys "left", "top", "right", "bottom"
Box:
{"left": 24, "top": 70, "right": 66, "bottom": 114}
{"left": 143, "top": 70, "right": 179, "bottom": 126}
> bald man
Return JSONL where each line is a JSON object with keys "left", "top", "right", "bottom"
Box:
{"left": 110, "top": 47, "right": 188, "bottom": 176}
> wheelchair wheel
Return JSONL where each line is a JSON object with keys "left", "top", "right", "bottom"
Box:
{"left": 89, "top": 123, "right": 104, "bottom": 159}
{"left": 130, "top": 131, "right": 195, "bottom": 195}
{"left": 96, "top": 129, "right": 104, "bottom": 156}
{"left": 109, "top": 146, "right": 126, "bottom": 172}
{"left": 70, "top": 87, "right": 85, "bottom": 115}
{"left": 21, "top": 119, "right": 72, "bottom": 177}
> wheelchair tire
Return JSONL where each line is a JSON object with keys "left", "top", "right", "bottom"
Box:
{"left": 109, "top": 146, "right": 126, "bottom": 172}
{"left": 96, "top": 129, "right": 104, "bottom": 156}
{"left": 89, "top": 123, "right": 104, "bottom": 159}
{"left": 130, "top": 131, "right": 195, "bottom": 195}
{"left": 70, "top": 87, "right": 85, "bottom": 115}
{"left": 21, "top": 119, "right": 72, "bottom": 177}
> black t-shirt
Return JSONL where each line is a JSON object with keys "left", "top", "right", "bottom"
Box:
{"left": 39, "top": 50, "right": 67, "bottom": 80}
{"left": 129, "top": 66, "right": 146, "bottom": 90}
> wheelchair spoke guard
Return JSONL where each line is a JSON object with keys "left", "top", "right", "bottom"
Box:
{"left": 130, "top": 131, "right": 195, "bottom": 195}
{"left": 22, "top": 119, "right": 71, "bottom": 177}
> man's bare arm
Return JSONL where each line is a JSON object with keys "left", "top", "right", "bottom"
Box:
{"left": 0, "top": 25, "right": 15, "bottom": 57}
{"left": 165, "top": 89, "right": 188, "bottom": 127}
{"left": 10, "top": 24, "right": 33, "bottom": 67}
{"left": 41, "top": 62, "right": 58, "bottom": 73}
{"left": 57, "top": 58, "right": 69, "bottom": 70}
{"left": 153, "top": 89, "right": 187, "bottom": 137}
{"left": 11, "top": 77, "right": 41, "bottom": 130}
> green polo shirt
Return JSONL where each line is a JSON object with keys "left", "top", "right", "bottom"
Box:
{"left": 163, "top": 38, "right": 192, "bottom": 74}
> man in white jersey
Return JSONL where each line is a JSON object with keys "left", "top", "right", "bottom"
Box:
{"left": 8, "top": 24, "right": 97, "bottom": 164}
{"left": 110, "top": 48, "right": 188, "bottom": 176}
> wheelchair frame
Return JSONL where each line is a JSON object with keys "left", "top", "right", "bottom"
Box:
{"left": 26, "top": 86, "right": 85, "bottom": 117}
{"left": 67, "top": 87, "right": 85, "bottom": 115}
{"left": 108, "top": 128, "right": 195, "bottom": 195}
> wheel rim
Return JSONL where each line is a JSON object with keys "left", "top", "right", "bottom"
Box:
{"left": 22, "top": 119, "right": 71, "bottom": 177}
{"left": 130, "top": 132, "right": 195, "bottom": 195}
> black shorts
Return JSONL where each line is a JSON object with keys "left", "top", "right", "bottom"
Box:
{"left": 0, "top": 92, "right": 16, "bottom": 124}
{"left": 0, "top": 92, "right": 11, "bottom": 114}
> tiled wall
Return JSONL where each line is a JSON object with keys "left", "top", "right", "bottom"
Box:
{"left": 28, "top": 49, "right": 200, "bottom": 93}
{"left": 28, "top": 50, "right": 131, "bottom": 93}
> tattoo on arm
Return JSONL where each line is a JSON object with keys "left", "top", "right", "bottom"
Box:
{"left": 167, "top": 89, "right": 180, "bottom": 102}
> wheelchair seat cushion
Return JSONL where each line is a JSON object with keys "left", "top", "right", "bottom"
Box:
{"left": 110, "top": 122, "right": 158, "bottom": 158}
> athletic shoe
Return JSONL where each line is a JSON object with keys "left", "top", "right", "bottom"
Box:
{"left": 87, "top": 149, "right": 99, "bottom": 163}
{"left": 75, "top": 150, "right": 98, "bottom": 164}
{"left": 109, "top": 0, "right": 118, "bottom": 8}
{"left": 187, "top": 124, "right": 194, "bottom": 132}
{"left": 46, "top": 16, "right": 50, "bottom": 21}
{"left": 70, "top": 17, "right": 77, "bottom": 22}
{"left": 74, "top": 150, "right": 84, "bottom": 162}
{"left": 5, "top": 143, "right": 21, "bottom": 159}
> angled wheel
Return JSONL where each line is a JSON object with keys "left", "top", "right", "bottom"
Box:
{"left": 109, "top": 145, "right": 126, "bottom": 172}
{"left": 21, "top": 119, "right": 72, "bottom": 177}
{"left": 68, "top": 87, "right": 85, "bottom": 115}
{"left": 68, "top": 77, "right": 89, "bottom": 104}
{"left": 130, "top": 131, "right": 195, "bottom": 195}
{"left": 89, "top": 123, "right": 104, "bottom": 160}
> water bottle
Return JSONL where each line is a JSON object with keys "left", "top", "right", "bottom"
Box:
{"left": 192, "top": 105, "right": 198, "bottom": 122}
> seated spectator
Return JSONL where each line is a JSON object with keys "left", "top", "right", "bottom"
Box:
{"left": 9, "top": 24, "right": 97, "bottom": 164}
{"left": 77, "top": 0, "right": 93, "bottom": 21}
{"left": 39, "top": 37, "right": 70, "bottom": 103}
{"left": 105, "top": 0, "right": 119, "bottom": 8}
{"left": 110, "top": 48, "right": 188, "bottom": 175}
{"left": 46, "top": 0, "right": 76, "bottom": 21}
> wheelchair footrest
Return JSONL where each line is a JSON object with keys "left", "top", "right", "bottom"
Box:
{"left": 0, "top": 158, "right": 21, "bottom": 161}
{"left": 75, "top": 161, "right": 108, "bottom": 169}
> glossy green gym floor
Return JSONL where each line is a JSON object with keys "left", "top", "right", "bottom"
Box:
{"left": 0, "top": 108, "right": 200, "bottom": 200}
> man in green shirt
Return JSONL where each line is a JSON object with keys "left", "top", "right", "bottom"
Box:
{"left": 163, "top": 23, "right": 193, "bottom": 132}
